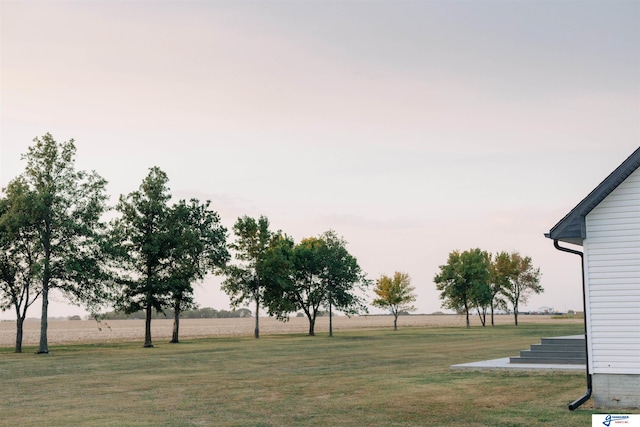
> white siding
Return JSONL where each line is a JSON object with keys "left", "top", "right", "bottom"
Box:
{"left": 584, "top": 168, "right": 640, "bottom": 375}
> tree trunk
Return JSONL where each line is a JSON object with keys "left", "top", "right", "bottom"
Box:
{"left": 490, "top": 302, "right": 495, "bottom": 327}
{"left": 329, "top": 298, "right": 333, "bottom": 337}
{"left": 254, "top": 299, "right": 259, "bottom": 339}
{"left": 477, "top": 309, "right": 485, "bottom": 327}
{"left": 393, "top": 313, "right": 398, "bottom": 331}
{"left": 144, "top": 303, "right": 153, "bottom": 347}
{"left": 513, "top": 300, "right": 519, "bottom": 326}
{"left": 464, "top": 301, "right": 470, "bottom": 329}
{"left": 37, "top": 281, "right": 49, "bottom": 354}
{"left": 170, "top": 306, "right": 180, "bottom": 343}
{"left": 307, "top": 312, "right": 315, "bottom": 336}
{"left": 15, "top": 316, "right": 24, "bottom": 353}
{"left": 38, "top": 221, "right": 52, "bottom": 354}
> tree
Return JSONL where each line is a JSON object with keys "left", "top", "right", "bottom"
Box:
{"left": 166, "top": 199, "right": 229, "bottom": 343}
{"left": 221, "top": 216, "right": 273, "bottom": 339}
{"left": 260, "top": 233, "right": 298, "bottom": 321}
{"left": 500, "top": 252, "right": 542, "bottom": 326}
{"left": 469, "top": 277, "right": 492, "bottom": 327}
{"left": 468, "top": 252, "right": 493, "bottom": 327}
{"left": 0, "top": 178, "right": 42, "bottom": 352}
{"left": 487, "top": 251, "right": 512, "bottom": 327}
{"left": 111, "top": 170, "right": 228, "bottom": 346}
{"left": 372, "top": 271, "right": 416, "bottom": 331}
{"left": 265, "top": 231, "right": 368, "bottom": 337}
{"left": 318, "top": 231, "right": 369, "bottom": 337}
{"left": 434, "top": 248, "right": 490, "bottom": 329}
{"left": 18, "top": 134, "right": 110, "bottom": 353}
{"left": 282, "top": 236, "right": 326, "bottom": 336}
{"left": 111, "top": 167, "right": 175, "bottom": 347}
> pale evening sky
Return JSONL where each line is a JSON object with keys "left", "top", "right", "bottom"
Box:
{"left": 0, "top": 0, "right": 639, "bottom": 319}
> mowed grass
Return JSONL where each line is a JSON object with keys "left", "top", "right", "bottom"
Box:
{"left": 0, "top": 322, "right": 596, "bottom": 426}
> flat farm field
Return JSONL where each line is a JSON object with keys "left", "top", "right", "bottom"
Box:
{"left": 0, "top": 314, "right": 581, "bottom": 347}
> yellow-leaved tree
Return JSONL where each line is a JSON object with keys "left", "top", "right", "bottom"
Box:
{"left": 372, "top": 272, "right": 416, "bottom": 331}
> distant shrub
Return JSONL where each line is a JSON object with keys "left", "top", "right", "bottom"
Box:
{"left": 551, "top": 313, "right": 584, "bottom": 319}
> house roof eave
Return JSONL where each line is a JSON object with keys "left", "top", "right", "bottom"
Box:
{"left": 545, "top": 147, "right": 640, "bottom": 244}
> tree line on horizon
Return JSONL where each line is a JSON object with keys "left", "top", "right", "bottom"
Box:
{"left": 92, "top": 306, "right": 253, "bottom": 320}
{"left": 0, "top": 134, "right": 542, "bottom": 353}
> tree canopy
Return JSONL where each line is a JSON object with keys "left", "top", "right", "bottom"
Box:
{"left": 110, "top": 167, "right": 229, "bottom": 346}
{"left": 15, "top": 134, "right": 110, "bottom": 353}
{"left": 434, "top": 249, "right": 490, "bottom": 329}
{"left": 264, "top": 231, "right": 368, "bottom": 336}
{"left": 0, "top": 178, "right": 42, "bottom": 352}
{"left": 487, "top": 251, "right": 512, "bottom": 326}
{"left": 498, "top": 251, "right": 543, "bottom": 325}
{"left": 221, "top": 215, "right": 273, "bottom": 339}
{"left": 111, "top": 167, "right": 174, "bottom": 347}
{"left": 166, "top": 199, "right": 229, "bottom": 343}
{"left": 434, "top": 249, "right": 543, "bottom": 328}
{"left": 372, "top": 271, "right": 416, "bottom": 331}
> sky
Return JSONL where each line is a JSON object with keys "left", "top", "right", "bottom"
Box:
{"left": 1, "top": 0, "right": 639, "bottom": 320}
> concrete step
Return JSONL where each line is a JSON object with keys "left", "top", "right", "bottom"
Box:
{"left": 510, "top": 356, "right": 585, "bottom": 365}
{"left": 520, "top": 348, "right": 585, "bottom": 359}
{"left": 509, "top": 335, "right": 586, "bottom": 365}
{"left": 540, "top": 337, "right": 585, "bottom": 348}
{"left": 527, "top": 343, "right": 583, "bottom": 353}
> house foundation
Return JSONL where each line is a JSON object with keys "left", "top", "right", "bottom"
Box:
{"left": 593, "top": 374, "right": 640, "bottom": 409}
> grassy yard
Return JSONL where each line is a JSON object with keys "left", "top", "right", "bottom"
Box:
{"left": 0, "top": 322, "right": 596, "bottom": 426}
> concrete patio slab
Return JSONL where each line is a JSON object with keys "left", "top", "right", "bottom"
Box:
{"left": 450, "top": 357, "right": 586, "bottom": 372}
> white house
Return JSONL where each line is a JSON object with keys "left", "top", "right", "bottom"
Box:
{"left": 546, "top": 147, "right": 640, "bottom": 409}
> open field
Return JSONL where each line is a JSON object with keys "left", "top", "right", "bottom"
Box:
{"left": 0, "top": 314, "right": 582, "bottom": 347}
{"left": 0, "top": 317, "right": 599, "bottom": 426}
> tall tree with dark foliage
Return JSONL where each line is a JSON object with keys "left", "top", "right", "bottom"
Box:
{"left": 15, "top": 134, "right": 110, "bottom": 354}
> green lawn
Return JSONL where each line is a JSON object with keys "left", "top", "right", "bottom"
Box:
{"left": 0, "top": 322, "right": 596, "bottom": 426}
